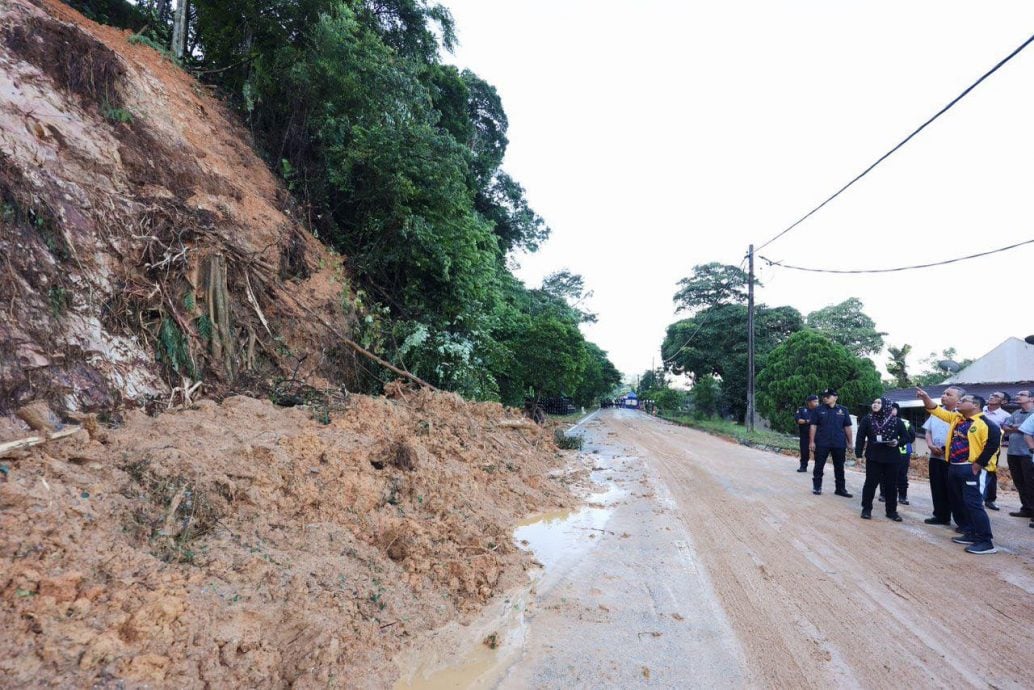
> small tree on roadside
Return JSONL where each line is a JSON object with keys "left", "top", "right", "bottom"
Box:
{"left": 651, "top": 387, "right": 687, "bottom": 413}
{"left": 690, "top": 374, "right": 721, "bottom": 419}
{"left": 886, "top": 344, "right": 912, "bottom": 388}
{"left": 757, "top": 330, "right": 882, "bottom": 434}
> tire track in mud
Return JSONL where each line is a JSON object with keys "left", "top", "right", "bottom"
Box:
{"left": 606, "top": 412, "right": 1034, "bottom": 689}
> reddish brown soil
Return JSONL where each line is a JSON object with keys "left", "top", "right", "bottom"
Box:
{"left": 0, "top": 390, "right": 575, "bottom": 688}
{"left": 0, "top": 0, "right": 359, "bottom": 414}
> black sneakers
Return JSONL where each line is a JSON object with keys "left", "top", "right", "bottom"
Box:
{"left": 887, "top": 514, "right": 903, "bottom": 522}
{"left": 1009, "top": 510, "right": 1033, "bottom": 518}
{"left": 812, "top": 489, "right": 822, "bottom": 495}
{"left": 796, "top": 466, "right": 808, "bottom": 473}
{"left": 834, "top": 490, "right": 853, "bottom": 498}
{"left": 923, "top": 517, "right": 950, "bottom": 525}
{"left": 952, "top": 535, "right": 978, "bottom": 545}
{"left": 985, "top": 501, "right": 1000, "bottom": 511}
{"left": 898, "top": 496, "right": 909, "bottom": 505}
{"left": 860, "top": 510, "right": 871, "bottom": 519}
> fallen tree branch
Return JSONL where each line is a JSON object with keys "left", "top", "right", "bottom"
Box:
{"left": 244, "top": 271, "right": 272, "bottom": 336}
{"left": 497, "top": 420, "right": 535, "bottom": 429}
{"left": 0, "top": 426, "right": 83, "bottom": 457}
{"left": 282, "top": 293, "right": 438, "bottom": 391}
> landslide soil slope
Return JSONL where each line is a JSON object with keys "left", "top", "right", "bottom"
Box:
{"left": 1, "top": 389, "right": 576, "bottom": 688}
{"left": 0, "top": 0, "right": 358, "bottom": 414}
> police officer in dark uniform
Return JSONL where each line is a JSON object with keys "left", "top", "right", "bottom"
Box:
{"left": 795, "top": 394, "right": 820, "bottom": 472}
{"left": 809, "top": 388, "right": 854, "bottom": 497}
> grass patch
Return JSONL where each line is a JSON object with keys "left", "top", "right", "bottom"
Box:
{"left": 127, "top": 32, "right": 171, "bottom": 57}
{"left": 660, "top": 414, "right": 799, "bottom": 452}
{"left": 553, "top": 429, "right": 583, "bottom": 450}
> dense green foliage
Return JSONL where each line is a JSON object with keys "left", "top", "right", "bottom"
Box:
{"left": 663, "top": 263, "right": 886, "bottom": 426}
{"left": 65, "top": 0, "right": 151, "bottom": 29}
{"left": 75, "top": 0, "right": 619, "bottom": 406}
{"left": 661, "top": 303, "right": 803, "bottom": 421}
{"left": 756, "top": 330, "right": 882, "bottom": 434}
{"left": 688, "top": 374, "right": 721, "bottom": 419}
{"left": 805, "top": 298, "right": 885, "bottom": 358}
{"left": 672, "top": 262, "right": 753, "bottom": 313}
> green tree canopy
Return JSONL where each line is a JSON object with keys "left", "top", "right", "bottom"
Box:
{"left": 756, "top": 329, "right": 882, "bottom": 434}
{"left": 689, "top": 374, "right": 720, "bottom": 419}
{"left": 672, "top": 262, "right": 755, "bottom": 314}
{"left": 572, "top": 343, "right": 623, "bottom": 406}
{"left": 886, "top": 343, "right": 912, "bottom": 388}
{"left": 638, "top": 368, "right": 665, "bottom": 394}
{"left": 82, "top": 0, "right": 618, "bottom": 410}
{"left": 805, "top": 298, "right": 885, "bottom": 357}
{"left": 912, "top": 347, "right": 975, "bottom": 387}
{"left": 661, "top": 303, "right": 802, "bottom": 421}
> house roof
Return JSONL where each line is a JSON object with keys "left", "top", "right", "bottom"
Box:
{"left": 944, "top": 337, "right": 1034, "bottom": 384}
{"left": 883, "top": 382, "right": 1034, "bottom": 408}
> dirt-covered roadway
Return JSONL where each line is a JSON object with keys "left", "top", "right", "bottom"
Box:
{"left": 445, "top": 407, "right": 1034, "bottom": 689}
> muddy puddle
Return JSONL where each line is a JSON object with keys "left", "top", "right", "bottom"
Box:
{"left": 393, "top": 457, "right": 625, "bottom": 689}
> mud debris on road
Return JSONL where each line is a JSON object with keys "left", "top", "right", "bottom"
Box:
{"left": 398, "top": 408, "right": 1034, "bottom": 689}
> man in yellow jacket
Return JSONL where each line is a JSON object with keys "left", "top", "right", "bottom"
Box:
{"left": 917, "top": 387, "right": 1001, "bottom": 555}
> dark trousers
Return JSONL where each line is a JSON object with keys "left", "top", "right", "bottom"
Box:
{"left": 882, "top": 453, "right": 911, "bottom": 499}
{"left": 798, "top": 435, "right": 811, "bottom": 468}
{"left": 813, "top": 446, "right": 846, "bottom": 492}
{"left": 862, "top": 460, "right": 898, "bottom": 515}
{"left": 948, "top": 463, "right": 993, "bottom": 543}
{"left": 1007, "top": 454, "right": 1034, "bottom": 512}
{"left": 984, "top": 472, "right": 997, "bottom": 503}
{"left": 897, "top": 454, "right": 910, "bottom": 498}
{"left": 928, "top": 456, "right": 956, "bottom": 523}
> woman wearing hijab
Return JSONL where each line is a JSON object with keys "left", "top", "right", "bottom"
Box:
{"left": 855, "top": 397, "right": 909, "bottom": 521}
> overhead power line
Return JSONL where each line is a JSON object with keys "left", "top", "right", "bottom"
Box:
{"left": 755, "top": 30, "right": 1034, "bottom": 253}
{"left": 760, "top": 237, "right": 1034, "bottom": 274}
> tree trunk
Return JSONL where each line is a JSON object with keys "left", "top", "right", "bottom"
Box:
{"left": 204, "top": 254, "right": 237, "bottom": 381}
{"left": 155, "top": 0, "right": 171, "bottom": 23}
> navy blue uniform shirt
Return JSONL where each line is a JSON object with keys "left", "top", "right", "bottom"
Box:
{"left": 795, "top": 406, "right": 814, "bottom": 438}
{"left": 811, "top": 403, "right": 852, "bottom": 448}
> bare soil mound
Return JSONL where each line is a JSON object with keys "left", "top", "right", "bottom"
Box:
{"left": 0, "top": 0, "right": 359, "bottom": 415}
{"left": 1, "top": 389, "right": 575, "bottom": 687}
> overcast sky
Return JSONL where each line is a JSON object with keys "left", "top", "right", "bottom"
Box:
{"left": 442, "top": 0, "right": 1034, "bottom": 380}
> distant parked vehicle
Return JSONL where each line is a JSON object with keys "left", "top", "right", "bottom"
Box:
{"left": 540, "top": 396, "right": 577, "bottom": 415}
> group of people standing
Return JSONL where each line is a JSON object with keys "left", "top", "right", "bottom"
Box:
{"left": 920, "top": 386, "right": 1034, "bottom": 555}
{"left": 794, "top": 390, "right": 913, "bottom": 520}
{"left": 794, "top": 385, "right": 1034, "bottom": 555}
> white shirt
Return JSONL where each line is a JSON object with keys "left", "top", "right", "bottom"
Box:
{"left": 923, "top": 411, "right": 951, "bottom": 456}
{"left": 983, "top": 406, "right": 1010, "bottom": 427}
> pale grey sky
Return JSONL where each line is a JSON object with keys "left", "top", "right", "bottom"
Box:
{"left": 444, "top": 1, "right": 1034, "bottom": 378}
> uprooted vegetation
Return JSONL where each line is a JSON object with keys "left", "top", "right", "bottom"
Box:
{"left": 0, "top": 0, "right": 365, "bottom": 417}
{"left": 0, "top": 390, "right": 578, "bottom": 687}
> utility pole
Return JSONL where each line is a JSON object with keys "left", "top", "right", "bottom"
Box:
{"left": 746, "top": 244, "right": 756, "bottom": 432}
{"left": 172, "top": 0, "right": 189, "bottom": 59}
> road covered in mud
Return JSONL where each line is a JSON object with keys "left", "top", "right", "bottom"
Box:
{"left": 395, "top": 408, "right": 1034, "bottom": 688}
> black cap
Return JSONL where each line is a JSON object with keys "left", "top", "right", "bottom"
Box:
{"left": 822, "top": 388, "right": 838, "bottom": 397}
{"left": 806, "top": 394, "right": 819, "bottom": 402}
{"left": 891, "top": 402, "right": 900, "bottom": 411}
